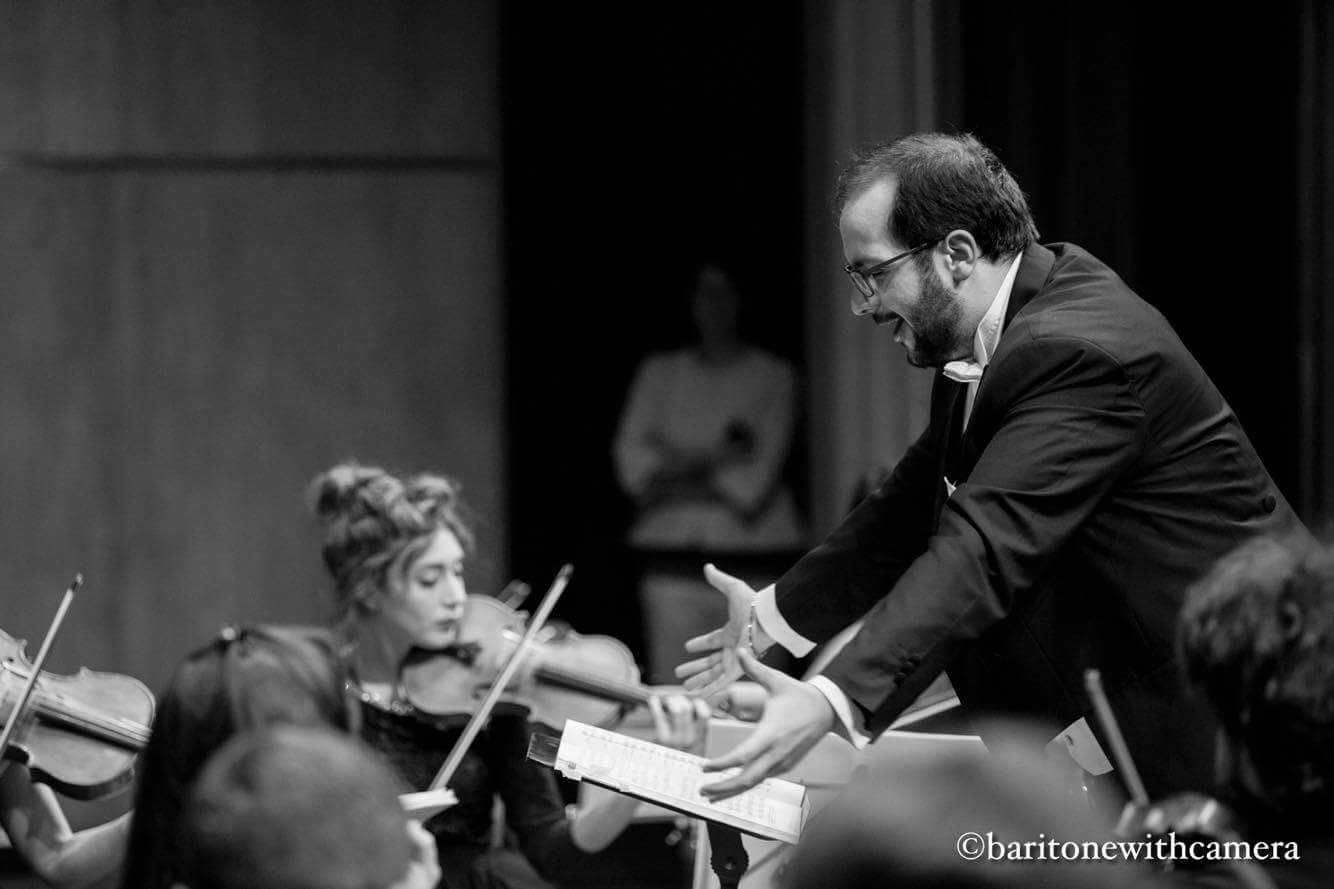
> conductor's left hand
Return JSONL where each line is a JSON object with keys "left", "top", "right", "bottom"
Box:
{"left": 699, "top": 648, "right": 835, "bottom": 801}
{"left": 674, "top": 564, "right": 753, "bottom": 699}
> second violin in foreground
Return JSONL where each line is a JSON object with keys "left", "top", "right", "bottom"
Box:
{"left": 1, "top": 576, "right": 153, "bottom": 800}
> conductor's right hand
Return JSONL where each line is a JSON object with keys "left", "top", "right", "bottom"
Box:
{"left": 674, "top": 564, "right": 755, "bottom": 699}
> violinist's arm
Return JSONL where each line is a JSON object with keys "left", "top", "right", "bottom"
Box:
{"left": 568, "top": 694, "right": 710, "bottom": 853}
{"left": 0, "top": 764, "right": 129, "bottom": 889}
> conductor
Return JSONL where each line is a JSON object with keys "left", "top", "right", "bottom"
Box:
{"left": 677, "top": 132, "right": 1305, "bottom": 804}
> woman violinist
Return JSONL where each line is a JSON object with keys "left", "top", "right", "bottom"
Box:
{"left": 309, "top": 462, "right": 710, "bottom": 889}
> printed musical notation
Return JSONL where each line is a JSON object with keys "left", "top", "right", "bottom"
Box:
{"left": 530, "top": 719, "right": 807, "bottom": 844}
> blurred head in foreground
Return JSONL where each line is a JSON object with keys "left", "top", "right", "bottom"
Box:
{"left": 120, "top": 625, "right": 355, "bottom": 889}
{"left": 1179, "top": 534, "right": 1334, "bottom": 819}
{"left": 784, "top": 729, "right": 1150, "bottom": 889}
{"left": 178, "top": 725, "right": 434, "bottom": 889}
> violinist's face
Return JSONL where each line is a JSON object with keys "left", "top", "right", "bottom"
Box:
{"left": 381, "top": 528, "right": 467, "bottom": 649}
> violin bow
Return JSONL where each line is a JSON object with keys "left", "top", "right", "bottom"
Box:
{"left": 0, "top": 575, "right": 82, "bottom": 757}
{"left": 1083, "top": 668, "right": 1150, "bottom": 806}
{"left": 427, "top": 564, "right": 573, "bottom": 792}
{"left": 1084, "top": 668, "right": 1278, "bottom": 889}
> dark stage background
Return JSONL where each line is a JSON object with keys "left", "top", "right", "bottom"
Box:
{"left": 504, "top": 1, "right": 1315, "bottom": 664}
{"left": 502, "top": 3, "right": 808, "bottom": 659}
{"left": 0, "top": 1, "right": 1315, "bottom": 697}
{"left": 954, "top": 2, "right": 1304, "bottom": 501}
{"left": 0, "top": 3, "right": 1328, "bottom": 885}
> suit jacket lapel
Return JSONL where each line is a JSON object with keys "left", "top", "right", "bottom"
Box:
{"left": 942, "top": 382, "right": 967, "bottom": 481}
{"left": 1002, "top": 242, "right": 1056, "bottom": 329}
{"left": 959, "top": 243, "right": 1057, "bottom": 476}
{"left": 932, "top": 380, "right": 968, "bottom": 526}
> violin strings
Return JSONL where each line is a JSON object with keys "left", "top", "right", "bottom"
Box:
{"left": 28, "top": 691, "right": 150, "bottom": 748}
{"left": 3, "top": 663, "right": 150, "bottom": 747}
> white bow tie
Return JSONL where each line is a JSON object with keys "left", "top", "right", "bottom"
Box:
{"left": 942, "top": 359, "right": 984, "bottom": 384}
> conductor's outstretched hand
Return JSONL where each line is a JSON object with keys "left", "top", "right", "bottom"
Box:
{"left": 674, "top": 563, "right": 753, "bottom": 699}
{"left": 698, "top": 648, "right": 835, "bottom": 801}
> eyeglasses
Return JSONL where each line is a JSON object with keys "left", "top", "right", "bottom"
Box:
{"left": 842, "top": 241, "right": 937, "bottom": 299}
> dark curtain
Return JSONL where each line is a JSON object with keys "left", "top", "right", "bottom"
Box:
{"left": 952, "top": 1, "right": 1310, "bottom": 516}
{"left": 500, "top": 4, "right": 806, "bottom": 657}
{"left": 1296, "top": 0, "right": 1334, "bottom": 524}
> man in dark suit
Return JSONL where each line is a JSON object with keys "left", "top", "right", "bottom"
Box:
{"left": 677, "top": 132, "right": 1304, "bottom": 803}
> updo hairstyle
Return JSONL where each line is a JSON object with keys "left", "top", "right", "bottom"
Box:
{"left": 308, "top": 461, "right": 474, "bottom": 619}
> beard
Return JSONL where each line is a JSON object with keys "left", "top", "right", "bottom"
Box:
{"left": 901, "top": 261, "right": 965, "bottom": 368}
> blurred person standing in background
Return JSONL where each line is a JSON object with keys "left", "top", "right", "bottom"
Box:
{"left": 614, "top": 264, "right": 805, "bottom": 683}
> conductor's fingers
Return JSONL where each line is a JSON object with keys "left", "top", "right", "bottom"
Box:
{"left": 683, "top": 629, "right": 727, "bottom": 653}
{"left": 683, "top": 670, "right": 731, "bottom": 697}
{"left": 702, "top": 723, "right": 776, "bottom": 773}
{"left": 674, "top": 652, "right": 721, "bottom": 678}
{"left": 699, "top": 752, "right": 779, "bottom": 800}
{"left": 735, "top": 647, "right": 785, "bottom": 692}
{"left": 702, "top": 562, "right": 749, "bottom": 594}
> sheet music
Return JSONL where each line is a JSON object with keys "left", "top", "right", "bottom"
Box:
{"left": 551, "top": 719, "right": 806, "bottom": 843}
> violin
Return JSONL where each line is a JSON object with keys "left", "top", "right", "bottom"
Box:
{"left": 398, "top": 593, "right": 654, "bottom": 729}
{"left": 1, "top": 628, "right": 154, "bottom": 800}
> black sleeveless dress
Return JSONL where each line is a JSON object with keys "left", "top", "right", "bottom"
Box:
{"left": 358, "top": 701, "right": 585, "bottom": 889}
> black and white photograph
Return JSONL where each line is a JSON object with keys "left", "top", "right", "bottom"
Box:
{"left": 0, "top": 3, "right": 1330, "bottom": 888}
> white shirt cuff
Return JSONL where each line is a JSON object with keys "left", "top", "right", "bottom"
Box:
{"left": 753, "top": 584, "right": 816, "bottom": 657}
{"left": 808, "top": 676, "right": 870, "bottom": 749}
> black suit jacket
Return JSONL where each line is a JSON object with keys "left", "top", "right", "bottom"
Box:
{"left": 775, "top": 243, "right": 1304, "bottom": 796}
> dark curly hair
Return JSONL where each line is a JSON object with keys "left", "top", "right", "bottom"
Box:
{"left": 307, "top": 461, "right": 474, "bottom": 620}
{"left": 1179, "top": 535, "right": 1334, "bottom": 809}
{"left": 833, "top": 132, "right": 1040, "bottom": 262}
